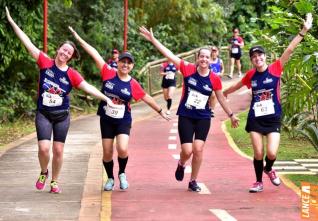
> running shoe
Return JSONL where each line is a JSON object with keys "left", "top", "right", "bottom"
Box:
{"left": 188, "top": 180, "right": 201, "bottom": 192}
{"left": 227, "top": 74, "right": 233, "bottom": 79}
{"left": 238, "top": 72, "right": 243, "bottom": 77}
{"left": 35, "top": 170, "right": 48, "bottom": 190}
{"left": 264, "top": 169, "right": 281, "bottom": 186}
{"left": 166, "top": 110, "right": 171, "bottom": 115}
{"left": 175, "top": 162, "right": 185, "bottom": 181}
{"left": 249, "top": 182, "right": 263, "bottom": 193}
{"left": 103, "top": 178, "right": 115, "bottom": 191}
{"left": 50, "top": 181, "right": 61, "bottom": 194}
{"left": 118, "top": 173, "right": 129, "bottom": 190}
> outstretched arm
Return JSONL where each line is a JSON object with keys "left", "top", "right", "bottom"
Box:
{"left": 139, "top": 26, "right": 181, "bottom": 68}
{"left": 214, "top": 90, "right": 239, "bottom": 128}
{"left": 68, "top": 26, "right": 106, "bottom": 71}
{"left": 141, "top": 94, "right": 170, "bottom": 121}
{"left": 77, "top": 80, "right": 114, "bottom": 105}
{"left": 6, "top": 6, "right": 40, "bottom": 60}
{"left": 223, "top": 81, "right": 244, "bottom": 98}
{"left": 279, "top": 13, "right": 313, "bottom": 66}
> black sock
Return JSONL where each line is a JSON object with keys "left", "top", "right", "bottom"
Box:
{"left": 253, "top": 158, "right": 264, "bottom": 182}
{"left": 265, "top": 156, "right": 276, "bottom": 172}
{"left": 167, "top": 99, "right": 172, "bottom": 110}
{"left": 103, "top": 160, "right": 114, "bottom": 179}
{"left": 118, "top": 156, "right": 128, "bottom": 175}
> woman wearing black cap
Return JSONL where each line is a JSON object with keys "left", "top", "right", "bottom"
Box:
{"left": 69, "top": 27, "right": 170, "bottom": 191}
{"left": 224, "top": 14, "right": 312, "bottom": 193}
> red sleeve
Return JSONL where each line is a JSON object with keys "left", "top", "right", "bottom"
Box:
{"left": 268, "top": 60, "right": 283, "bottom": 77}
{"left": 238, "top": 36, "right": 244, "bottom": 43}
{"left": 210, "top": 72, "right": 222, "bottom": 91}
{"left": 67, "top": 68, "right": 84, "bottom": 88}
{"left": 131, "top": 78, "right": 146, "bottom": 101}
{"left": 180, "top": 60, "right": 196, "bottom": 77}
{"left": 101, "top": 63, "right": 117, "bottom": 81}
{"left": 160, "top": 62, "right": 168, "bottom": 72}
{"left": 241, "top": 69, "right": 256, "bottom": 89}
{"left": 36, "top": 51, "right": 54, "bottom": 69}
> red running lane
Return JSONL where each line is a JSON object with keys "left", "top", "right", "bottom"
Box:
{"left": 109, "top": 87, "right": 301, "bottom": 221}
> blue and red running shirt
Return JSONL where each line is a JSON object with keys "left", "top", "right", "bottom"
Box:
{"left": 36, "top": 52, "right": 84, "bottom": 111}
{"left": 229, "top": 36, "right": 244, "bottom": 54}
{"left": 97, "top": 64, "right": 146, "bottom": 124}
{"left": 161, "top": 62, "right": 178, "bottom": 80}
{"left": 177, "top": 60, "right": 222, "bottom": 119}
{"left": 241, "top": 60, "right": 283, "bottom": 120}
{"left": 107, "top": 59, "right": 118, "bottom": 69}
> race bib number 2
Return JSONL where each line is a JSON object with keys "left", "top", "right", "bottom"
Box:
{"left": 42, "top": 92, "right": 63, "bottom": 107}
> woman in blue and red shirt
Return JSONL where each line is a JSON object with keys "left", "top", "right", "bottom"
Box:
{"left": 69, "top": 27, "right": 170, "bottom": 191}
{"left": 6, "top": 7, "right": 114, "bottom": 194}
{"left": 224, "top": 14, "right": 312, "bottom": 193}
{"left": 140, "top": 26, "right": 239, "bottom": 192}
{"left": 228, "top": 28, "right": 244, "bottom": 78}
{"left": 160, "top": 61, "right": 179, "bottom": 115}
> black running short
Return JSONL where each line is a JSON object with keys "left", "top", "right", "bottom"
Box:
{"left": 230, "top": 52, "right": 242, "bottom": 60}
{"left": 245, "top": 117, "right": 281, "bottom": 135}
{"left": 35, "top": 110, "right": 70, "bottom": 143}
{"left": 178, "top": 116, "right": 211, "bottom": 144}
{"left": 100, "top": 118, "right": 131, "bottom": 139}
{"left": 161, "top": 78, "right": 176, "bottom": 88}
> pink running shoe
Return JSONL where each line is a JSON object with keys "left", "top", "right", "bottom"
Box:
{"left": 249, "top": 182, "right": 263, "bottom": 193}
{"left": 35, "top": 170, "right": 48, "bottom": 190}
{"left": 50, "top": 181, "right": 61, "bottom": 194}
{"left": 264, "top": 169, "right": 281, "bottom": 186}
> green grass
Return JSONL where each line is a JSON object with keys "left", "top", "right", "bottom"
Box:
{"left": 225, "top": 110, "right": 318, "bottom": 187}
{"left": 285, "top": 174, "right": 318, "bottom": 187}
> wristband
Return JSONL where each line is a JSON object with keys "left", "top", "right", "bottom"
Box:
{"left": 298, "top": 32, "right": 305, "bottom": 37}
{"left": 228, "top": 113, "right": 234, "bottom": 118}
{"left": 158, "top": 108, "right": 162, "bottom": 114}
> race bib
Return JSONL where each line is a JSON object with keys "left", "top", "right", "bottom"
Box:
{"left": 231, "top": 47, "right": 239, "bottom": 54}
{"left": 186, "top": 90, "right": 209, "bottom": 109}
{"left": 165, "top": 71, "right": 175, "bottom": 80}
{"left": 42, "top": 92, "right": 63, "bottom": 107}
{"left": 254, "top": 99, "right": 275, "bottom": 117}
{"left": 104, "top": 103, "right": 125, "bottom": 119}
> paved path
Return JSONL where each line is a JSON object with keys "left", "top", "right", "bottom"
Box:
{"left": 0, "top": 76, "right": 303, "bottom": 221}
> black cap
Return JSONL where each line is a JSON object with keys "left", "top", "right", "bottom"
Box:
{"left": 118, "top": 52, "right": 135, "bottom": 63}
{"left": 249, "top": 46, "right": 265, "bottom": 57}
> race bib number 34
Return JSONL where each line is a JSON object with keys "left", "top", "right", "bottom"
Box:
{"left": 186, "top": 90, "right": 209, "bottom": 109}
{"left": 254, "top": 100, "right": 275, "bottom": 117}
{"left": 42, "top": 92, "right": 63, "bottom": 107}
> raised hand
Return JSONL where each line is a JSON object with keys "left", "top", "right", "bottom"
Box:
{"left": 139, "top": 26, "right": 155, "bottom": 42}
{"left": 68, "top": 26, "right": 79, "bottom": 39}
{"left": 5, "top": 6, "right": 13, "bottom": 23}
{"left": 303, "top": 13, "right": 313, "bottom": 31}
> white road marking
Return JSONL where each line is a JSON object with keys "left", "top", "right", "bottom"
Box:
{"left": 173, "top": 122, "right": 178, "bottom": 127}
{"left": 168, "top": 144, "right": 177, "bottom": 150}
{"left": 209, "top": 209, "right": 237, "bottom": 221}
{"left": 185, "top": 165, "right": 192, "bottom": 173}
{"left": 172, "top": 154, "right": 180, "bottom": 160}
{"left": 198, "top": 183, "right": 211, "bottom": 194}
{"left": 170, "top": 129, "right": 178, "bottom": 134}
{"left": 168, "top": 136, "right": 177, "bottom": 140}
